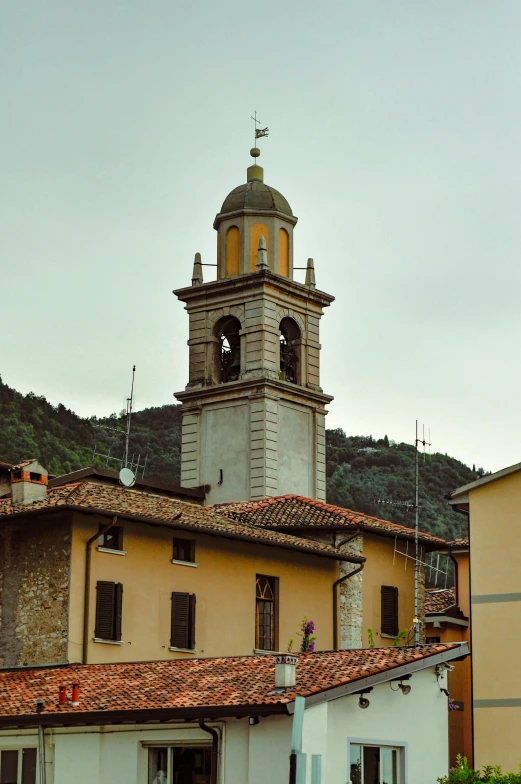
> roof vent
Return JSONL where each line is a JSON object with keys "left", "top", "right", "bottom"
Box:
{"left": 274, "top": 654, "right": 297, "bottom": 688}
{"left": 10, "top": 461, "right": 48, "bottom": 505}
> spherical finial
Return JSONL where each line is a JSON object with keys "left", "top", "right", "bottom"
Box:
{"left": 250, "top": 147, "right": 261, "bottom": 158}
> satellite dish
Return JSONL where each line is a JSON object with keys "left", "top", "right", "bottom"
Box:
{"left": 119, "top": 467, "right": 136, "bottom": 488}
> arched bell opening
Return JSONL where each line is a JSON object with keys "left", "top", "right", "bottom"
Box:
{"left": 214, "top": 316, "right": 242, "bottom": 383}
{"left": 279, "top": 317, "right": 301, "bottom": 385}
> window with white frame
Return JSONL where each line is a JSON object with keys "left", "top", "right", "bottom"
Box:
{"left": 0, "top": 748, "right": 37, "bottom": 784}
{"left": 349, "top": 743, "right": 401, "bottom": 784}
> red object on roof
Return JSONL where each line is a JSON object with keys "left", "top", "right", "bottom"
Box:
{"left": 216, "top": 494, "right": 446, "bottom": 547}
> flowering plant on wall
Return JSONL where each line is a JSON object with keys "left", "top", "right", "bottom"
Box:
{"left": 287, "top": 617, "right": 317, "bottom": 652}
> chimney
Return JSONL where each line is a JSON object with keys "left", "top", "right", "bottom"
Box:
{"left": 10, "top": 461, "right": 48, "bottom": 505}
{"left": 275, "top": 654, "right": 297, "bottom": 688}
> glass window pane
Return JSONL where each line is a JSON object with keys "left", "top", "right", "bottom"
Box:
{"left": 381, "top": 749, "right": 397, "bottom": 784}
{"left": 21, "top": 748, "right": 37, "bottom": 784}
{"left": 0, "top": 750, "right": 18, "bottom": 784}
{"left": 350, "top": 745, "right": 362, "bottom": 784}
{"left": 363, "top": 746, "right": 379, "bottom": 784}
{"left": 148, "top": 748, "right": 168, "bottom": 784}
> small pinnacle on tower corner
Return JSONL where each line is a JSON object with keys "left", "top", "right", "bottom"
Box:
{"left": 305, "top": 258, "right": 316, "bottom": 288}
{"left": 191, "top": 252, "right": 203, "bottom": 286}
{"left": 256, "top": 236, "right": 268, "bottom": 270}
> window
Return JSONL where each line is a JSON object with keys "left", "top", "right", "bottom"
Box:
{"left": 98, "top": 524, "right": 124, "bottom": 552}
{"left": 381, "top": 586, "right": 398, "bottom": 637}
{"left": 0, "top": 748, "right": 37, "bottom": 784}
{"left": 256, "top": 575, "right": 278, "bottom": 651}
{"left": 95, "top": 581, "right": 123, "bottom": 641}
{"left": 350, "top": 744, "right": 401, "bottom": 784}
{"left": 426, "top": 636, "right": 441, "bottom": 644}
{"left": 172, "top": 538, "right": 195, "bottom": 564}
{"left": 148, "top": 746, "right": 212, "bottom": 783}
{"left": 170, "top": 592, "right": 196, "bottom": 650}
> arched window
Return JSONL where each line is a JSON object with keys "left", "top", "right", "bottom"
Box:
{"left": 279, "top": 317, "right": 301, "bottom": 384}
{"left": 277, "top": 228, "right": 289, "bottom": 277}
{"left": 225, "top": 226, "right": 240, "bottom": 277}
{"left": 215, "top": 316, "right": 241, "bottom": 383}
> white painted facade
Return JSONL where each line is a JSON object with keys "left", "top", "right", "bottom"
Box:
{"left": 0, "top": 666, "right": 449, "bottom": 784}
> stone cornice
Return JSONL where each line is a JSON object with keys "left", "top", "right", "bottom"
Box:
{"left": 175, "top": 377, "right": 333, "bottom": 407}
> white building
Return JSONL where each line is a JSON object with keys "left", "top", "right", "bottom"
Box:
{"left": 0, "top": 643, "right": 467, "bottom": 784}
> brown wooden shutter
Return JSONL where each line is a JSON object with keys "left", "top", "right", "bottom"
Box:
{"left": 114, "top": 583, "right": 123, "bottom": 641}
{"left": 171, "top": 592, "right": 190, "bottom": 648}
{"left": 95, "top": 581, "right": 115, "bottom": 639}
{"left": 189, "top": 593, "right": 196, "bottom": 649}
{"left": 381, "top": 585, "right": 398, "bottom": 636}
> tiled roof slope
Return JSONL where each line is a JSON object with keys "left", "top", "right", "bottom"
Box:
{"left": 216, "top": 495, "right": 446, "bottom": 547}
{"left": 0, "top": 481, "right": 362, "bottom": 563}
{"left": 0, "top": 644, "right": 464, "bottom": 719}
{"left": 425, "top": 587, "right": 456, "bottom": 614}
{"left": 448, "top": 538, "right": 469, "bottom": 549}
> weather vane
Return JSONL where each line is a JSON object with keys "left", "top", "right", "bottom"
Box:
{"left": 251, "top": 111, "right": 269, "bottom": 146}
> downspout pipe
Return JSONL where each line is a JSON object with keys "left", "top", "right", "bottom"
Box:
{"left": 37, "top": 725, "right": 46, "bottom": 784}
{"left": 198, "top": 718, "right": 219, "bottom": 784}
{"left": 333, "top": 563, "right": 365, "bottom": 650}
{"left": 83, "top": 516, "right": 117, "bottom": 665}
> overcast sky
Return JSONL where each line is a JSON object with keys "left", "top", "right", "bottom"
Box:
{"left": 1, "top": 1, "right": 520, "bottom": 473}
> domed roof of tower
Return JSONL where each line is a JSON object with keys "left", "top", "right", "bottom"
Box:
{"left": 220, "top": 180, "right": 293, "bottom": 217}
{"left": 217, "top": 147, "right": 293, "bottom": 218}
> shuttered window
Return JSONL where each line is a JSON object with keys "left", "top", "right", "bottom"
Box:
{"left": 95, "top": 581, "right": 123, "bottom": 641}
{"left": 170, "top": 592, "right": 196, "bottom": 650}
{"left": 172, "top": 538, "right": 195, "bottom": 563}
{"left": 0, "top": 749, "right": 36, "bottom": 784}
{"left": 381, "top": 585, "right": 399, "bottom": 636}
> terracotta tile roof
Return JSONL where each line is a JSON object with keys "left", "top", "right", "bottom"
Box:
{"left": 215, "top": 495, "right": 446, "bottom": 547}
{"left": 0, "top": 481, "right": 362, "bottom": 563}
{"left": 448, "top": 538, "right": 469, "bottom": 549}
{"left": 0, "top": 644, "right": 465, "bottom": 721}
{"left": 425, "top": 588, "right": 456, "bottom": 614}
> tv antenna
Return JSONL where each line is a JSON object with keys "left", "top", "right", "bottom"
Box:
{"left": 414, "top": 420, "right": 431, "bottom": 646}
{"left": 91, "top": 365, "right": 147, "bottom": 483}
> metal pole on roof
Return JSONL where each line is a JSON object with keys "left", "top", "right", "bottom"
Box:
{"left": 414, "top": 420, "right": 420, "bottom": 647}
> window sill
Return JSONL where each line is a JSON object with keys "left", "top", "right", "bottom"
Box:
{"left": 169, "top": 647, "right": 197, "bottom": 653}
{"left": 171, "top": 559, "right": 198, "bottom": 568}
{"left": 254, "top": 648, "right": 279, "bottom": 655}
{"left": 380, "top": 633, "right": 399, "bottom": 639}
{"left": 97, "top": 547, "right": 127, "bottom": 556}
{"left": 94, "top": 638, "right": 124, "bottom": 645}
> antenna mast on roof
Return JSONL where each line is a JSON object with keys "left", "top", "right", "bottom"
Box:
{"left": 414, "top": 420, "right": 431, "bottom": 646}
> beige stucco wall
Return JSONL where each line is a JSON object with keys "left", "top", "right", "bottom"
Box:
{"left": 68, "top": 511, "right": 338, "bottom": 664}
{"left": 360, "top": 534, "right": 422, "bottom": 647}
{"left": 469, "top": 472, "right": 521, "bottom": 770}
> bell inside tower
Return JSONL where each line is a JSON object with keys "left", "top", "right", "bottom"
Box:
{"left": 215, "top": 316, "right": 241, "bottom": 383}
{"left": 279, "top": 317, "right": 301, "bottom": 384}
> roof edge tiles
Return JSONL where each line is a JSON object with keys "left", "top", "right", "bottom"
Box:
{"left": 215, "top": 494, "right": 446, "bottom": 547}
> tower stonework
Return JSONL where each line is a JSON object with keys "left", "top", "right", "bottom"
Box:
{"left": 174, "top": 152, "right": 334, "bottom": 506}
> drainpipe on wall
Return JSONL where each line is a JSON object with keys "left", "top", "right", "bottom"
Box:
{"left": 198, "top": 718, "right": 219, "bottom": 784}
{"left": 83, "top": 516, "right": 117, "bottom": 665}
{"left": 333, "top": 534, "right": 365, "bottom": 649}
{"left": 38, "top": 725, "right": 46, "bottom": 784}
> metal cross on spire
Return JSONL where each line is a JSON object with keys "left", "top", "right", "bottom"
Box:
{"left": 251, "top": 111, "right": 269, "bottom": 146}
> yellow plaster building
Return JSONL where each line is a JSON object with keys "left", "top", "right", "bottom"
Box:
{"left": 450, "top": 465, "right": 521, "bottom": 770}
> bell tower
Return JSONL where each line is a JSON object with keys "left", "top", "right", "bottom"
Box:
{"left": 174, "top": 146, "right": 334, "bottom": 505}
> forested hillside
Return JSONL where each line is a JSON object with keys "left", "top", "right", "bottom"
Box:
{"left": 0, "top": 376, "right": 478, "bottom": 541}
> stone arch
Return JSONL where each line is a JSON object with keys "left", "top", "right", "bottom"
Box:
{"left": 279, "top": 316, "right": 302, "bottom": 384}
{"left": 207, "top": 305, "right": 245, "bottom": 334}
{"left": 275, "top": 308, "right": 305, "bottom": 338}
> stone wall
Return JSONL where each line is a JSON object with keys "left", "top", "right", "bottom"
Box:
{"left": 337, "top": 534, "right": 364, "bottom": 649}
{"left": 0, "top": 514, "right": 71, "bottom": 667}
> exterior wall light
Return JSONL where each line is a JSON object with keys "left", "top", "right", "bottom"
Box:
{"left": 398, "top": 682, "right": 411, "bottom": 695}
{"left": 358, "top": 696, "right": 370, "bottom": 709}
